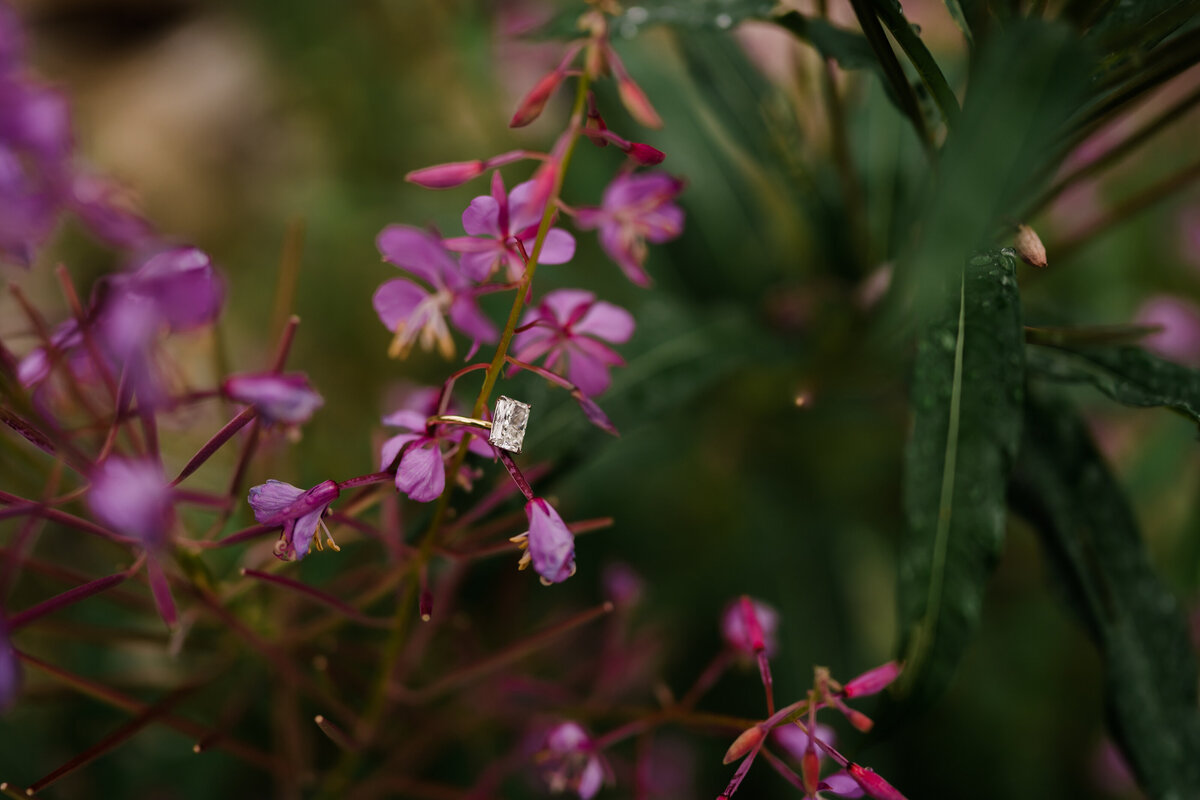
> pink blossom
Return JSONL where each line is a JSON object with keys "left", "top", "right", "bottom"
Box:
{"left": 1133, "top": 294, "right": 1200, "bottom": 366}
{"left": 575, "top": 172, "right": 684, "bottom": 286}
{"left": 378, "top": 388, "right": 492, "bottom": 503}
{"left": 442, "top": 171, "right": 575, "bottom": 282}
{"left": 512, "top": 289, "right": 634, "bottom": 397}
{"left": 88, "top": 458, "right": 173, "bottom": 546}
{"left": 373, "top": 225, "right": 498, "bottom": 358}
{"left": 539, "top": 722, "right": 607, "bottom": 799}
{"left": 223, "top": 372, "right": 324, "bottom": 425}
{"left": 720, "top": 597, "right": 779, "bottom": 657}
{"left": 248, "top": 479, "right": 340, "bottom": 561}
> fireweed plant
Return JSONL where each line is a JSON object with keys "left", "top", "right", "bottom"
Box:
{"left": 0, "top": 2, "right": 904, "bottom": 798}
{"left": 4, "top": 0, "right": 1200, "bottom": 798}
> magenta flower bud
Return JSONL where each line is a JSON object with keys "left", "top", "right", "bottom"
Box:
{"left": 721, "top": 596, "right": 778, "bottom": 656}
{"left": 223, "top": 372, "right": 324, "bottom": 425}
{"left": 88, "top": 458, "right": 173, "bottom": 546}
{"left": 405, "top": 160, "right": 485, "bottom": 189}
{"left": 510, "top": 70, "right": 564, "bottom": 128}
{"left": 842, "top": 660, "right": 903, "bottom": 698}
{"left": 625, "top": 141, "right": 666, "bottom": 165}
{"left": 722, "top": 724, "right": 765, "bottom": 764}
{"left": 848, "top": 764, "right": 908, "bottom": 800}
{"left": 617, "top": 75, "right": 663, "bottom": 129}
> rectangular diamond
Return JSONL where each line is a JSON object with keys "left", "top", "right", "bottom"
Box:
{"left": 489, "top": 396, "right": 531, "bottom": 453}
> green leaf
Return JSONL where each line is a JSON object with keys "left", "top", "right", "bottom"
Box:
{"left": 869, "top": 0, "right": 961, "bottom": 128}
{"left": 941, "top": 0, "right": 975, "bottom": 45}
{"left": 1088, "top": 0, "right": 1198, "bottom": 49}
{"left": 773, "top": 11, "right": 881, "bottom": 72}
{"left": 1009, "top": 391, "right": 1200, "bottom": 800}
{"left": 896, "top": 249, "right": 1025, "bottom": 709}
{"left": 1026, "top": 343, "right": 1200, "bottom": 427}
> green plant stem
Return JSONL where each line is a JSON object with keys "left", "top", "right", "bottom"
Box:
{"left": 317, "top": 71, "right": 593, "bottom": 800}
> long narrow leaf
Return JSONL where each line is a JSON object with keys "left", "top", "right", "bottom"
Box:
{"left": 896, "top": 249, "right": 1025, "bottom": 709}
{"left": 1009, "top": 391, "right": 1200, "bottom": 800}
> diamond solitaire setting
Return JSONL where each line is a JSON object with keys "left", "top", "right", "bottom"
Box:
{"left": 489, "top": 396, "right": 531, "bottom": 453}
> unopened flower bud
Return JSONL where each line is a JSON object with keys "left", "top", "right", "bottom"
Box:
{"left": 406, "top": 160, "right": 485, "bottom": 189}
{"left": 1015, "top": 224, "right": 1048, "bottom": 268}
{"left": 723, "top": 725, "right": 765, "bottom": 764}
{"left": 618, "top": 76, "right": 664, "bottom": 129}
{"left": 802, "top": 748, "right": 821, "bottom": 795}
{"left": 625, "top": 142, "right": 665, "bottom": 165}
{"left": 511, "top": 70, "right": 564, "bottom": 128}
{"left": 848, "top": 764, "right": 908, "bottom": 800}
{"left": 842, "top": 661, "right": 902, "bottom": 698}
{"left": 845, "top": 708, "right": 874, "bottom": 732}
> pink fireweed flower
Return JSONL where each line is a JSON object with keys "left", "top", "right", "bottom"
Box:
{"left": 511, "top": 497, "right": 576, "bottom": 584}
{"left": 247, "top": 479, "right": 340, "bottom": 561}
{"left": 374, "top": 225, "right": 498, "bottom": 359}
{"left": 88, "top": 457, "right": 173, "bottom": 546}
{"left": 1134, "top": 294, "right": 1200, "bottom": 366}
{"left": 721, "top": 597, "right": 779, "bottom": 657}
{"left": 538, "top": 722, "right": 607, "bottom": 799}
{"left": 512, "top": 289, "right": 634, "bottom": 397}
{"left": 379, "top": 389, "right": 492, "bottom": 503}
{"left": 223, "top": 372, "right": 323, "bottom": 425}
{"left": 442, "top": 171, "right": 575, "bottom": 282}
{"left": 574, "top": 172, "right": 684, "bottom": 286}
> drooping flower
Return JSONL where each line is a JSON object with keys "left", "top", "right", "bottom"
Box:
{"left": 87, "top": 457, "right": 173, "bottom": 546}
{"left": 519, "top": 497, "right": 576, "bottom": 584}
{"left": 538, "top": 722, "right": 607, "bottom": 799}
{"left": 247, "top": 479, "right": 340, "bottom": 561}
{"left": 574, "top": 172, "right": 684, "bottom": 286}
{"left": 373, "top": 225, "right": 498, "bottom": 358}
{"left": 379, "top": 388, "right": 492, "bottom": 503}
{"left": 512, "top": 289, "right": 633, "bottom": 397}
{"left": 442, "top": 171, "right": 575, "bottom": 282}
{"left": 720, "top": 597, "right": 779, "bottom": 657}
{"left": 223, "top": 372, "right": 324, "bottom": 425}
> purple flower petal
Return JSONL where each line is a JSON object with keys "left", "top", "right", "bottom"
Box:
{"left": 69, "top": 173, "right": 154, "bottom": 250}
{"left": 526, "top": 497, "right": 575, "bottom": 584}
{"left": 772, "top": 723, "right": 836, "bottom": 762}
{"left": 372, "top": 278, "right": 429, "bottom": 331}
{"left": 88, "top": 458, "right": 172, "bottom": 546}
{"left": 396, "top": 438, "right": 445, "bottom": 502}
{"left": 507, "top": 179, "right": 545, "bottom": 233}
{"left": 289, "top": 506, "right": 325, "bottom": 560}
{"left": 380, "top": 432, "right": 422, "bottom": 470}
{"left": 247, "top": 479, "right": 305, "bottom": 521}
{"left": 574, "top": 300, "right": 635, "bottom": 343}
{"left": 459, "top": 247, "right": 501, "bottom": 282}
{"left": 377, "top": 224, "right": 457, "bottom": 288}
{"left": 224, "top": 372, "right": 324, "bottom": 425}
{"left": 577, "top": 757, "right": 604, "bottom": 800}
{"left": 598, "top": 224, "right": 651, "bottom": 286}
{"left": 382, "top": 408, "right": 428, "bottom": 432}
{"left": 536, "top": 227, "right": 576, "bottom": 265}
{"left": 462, "top": 195, "right": 501, "bottom": 237}
{"left": 128, "top": 246, "right": 223, "bottom": 331}
{"left": 566, "top": 341, "right": 617, "bottom": 397}
{"left": 542, "top": 288, "right": 595, "bottom": 322}
{"left": 821, "top": 771, "right": 866, "bottom": 798}
{"left": 449, "top": 293, "right": 499, "bottom": 344}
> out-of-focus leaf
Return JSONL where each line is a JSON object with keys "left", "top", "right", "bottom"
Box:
{"left": 1026, "top": 343, "right": 1200, "bottom": 427}
{"left": 531, "top": 0, "right": 776, "bottom": 38}
{"left": 896, "top": 249, "right": 1024, "bottom": 709}
{"left": 868, "top": 0, "right": 961, "bottom": 128}
{"left": 773, "top": 11, "right": 880, "bottom": 71}
{"left": 1088, "top": 0, "right": 1198, "bottom": 49}
{"left": 896, "top": 21, "right": 1091, "bottom": 319}
{"left": 942, "top": 0, "right": 975, "bottom": 45}
{"left": 1009, "top": 391, "right": 1200, "bottom": 800}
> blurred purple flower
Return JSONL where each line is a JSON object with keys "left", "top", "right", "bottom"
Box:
{"left": 248, "top": 479, "right": 340, "bottom": 561}
{"left": 524, "top": 497, "right": 576, "bottom": 584}
{"left": 821, "top": 771, "right": 866, "bottom": 798}
{"left": 87, "top": 458, "right": 173, "bottom": 546}
{"left": 379, "top": 389, "right": 492, "bottom": 503}
{"left": 442, "top": 171, "right": 575, "bottom": 281}
{"left": 513, "top": 289, "right": 634, "bottom": 397}
{"left": 772, "top": 722, "right": 836, "bottom": 763}
{"left": 721, "top": 597, "right": 779, "bottom": 657}
{"left": 0, "top": 618, "right": 20, "bottom": 714}
{"left": 1134, "top": 294, "right": 1200, "bottom": 366}
{"left": 69, "top": 172, "right": 154, "bottom": 250}
{"left": 575, "top": 172, "right": 684, "bottom": 286}
{"left": 223, "top": 372, "right": 324, "bottom": 425}
{"left": 373, "top": 225, "right": 497, "bottom": 359}
{"left": 539, "top": 722, "right": 606, "bottom": 799}
{"left": 119, "top": 246, "right": 224, "bottom": 331}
